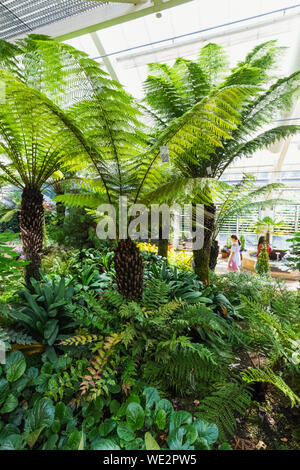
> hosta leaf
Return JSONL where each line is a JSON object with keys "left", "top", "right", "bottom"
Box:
{"left": 155, "top": 399, "right": 174, "bottom": 425}
{"left": 1, "top": 394, "right": 18, "bottom": 413}
{"left": 184, "top": 424, "right": 198, "bottom": 444}
{"left": 195, "top": 437, "right": 210, "bottom": 450}
{"left": 167, "top": 427, "right": 193, "bottom": 450}
{"left": 25, "top": 398, "right": 55, "bottom": 434}
{"left": 143, "top": 387, "right": 160, "bottom": 409}
{"left": 194, "top": 419, "right": 218, "bottom": 445}
{"left": 26, "top": 428, "right": 44, "bottom": 449}
{"left": 0, "top": 378, "right": 9, "bottom": 406}
{"left": 155, "top": 409, "right": 166, "bottom": 430}
{"left": 99, "top": 418, "right": 116, "bottom": 437}
{"left": 117, "top": 422, "right": 135, "bottom": 442}
{"left": 5, "top": 351, "right": 26, "bottom": 382}
{"left": 126, "top": 402, "right": 145, "bottom": 431}
{"left": 169, "top": 410, "right": 192, "bottom": 433}
{"left": 145, "top": 432, "right": 160, "bottom": 450}
{"left": 0, "top": 434, "right": 24, "bottom": 450}
{"left": 91, "top": 438, "right": 121, "bottom": 450}
{"left": 68, "top": 430, "right": 82, "bottom": 450}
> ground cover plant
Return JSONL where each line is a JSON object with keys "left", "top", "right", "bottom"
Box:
{"left": 0, "top": 242, "right": 299, "bottom": 450}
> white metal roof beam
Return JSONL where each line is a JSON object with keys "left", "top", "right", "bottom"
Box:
{"left": 116, "top": 7, "right": 300, "bottom": 64}
{"left": 90, "top": 31, "right": 119, "bottom": 82}
{"left": 9, "top": 0, "right": 193, "bottom": 42}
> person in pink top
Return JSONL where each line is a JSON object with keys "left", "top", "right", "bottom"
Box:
{"left": 257, "top": 236, "right": 272, "bottom": 257}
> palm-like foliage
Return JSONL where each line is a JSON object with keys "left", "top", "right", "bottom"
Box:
{"left": 0, "top": 36, "right": 284, "bottom": 295}
{"left": 143, "top": 41, "right": 300, "bottom": 281}
{"left": 213, "top": 174, "right": 289, "bottom": 240}
{"left": 253, "top": 216, "right": 285, "bottom": 243}
{"left": 0, "top": 63, "right": 106, "bottom": 283}
{"left": 31, "top": 39, "right": 255, "bottom": 296}
{"left": 0, "top": 188, "right": 21, "bottom": 226}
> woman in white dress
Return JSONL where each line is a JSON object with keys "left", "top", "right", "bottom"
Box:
{"left": 228, "top": 235, "right": 241, "bottom": 271}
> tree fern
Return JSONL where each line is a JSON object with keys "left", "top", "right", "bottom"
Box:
{"left": 143, "top": 41, "right": 300, "bottom": 281}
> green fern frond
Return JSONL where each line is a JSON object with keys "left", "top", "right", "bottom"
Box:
{"left": 142, "top": 279, "right": 170, "bottom": 309}
{"left": 197, "top": 382, "right": 252, "bottom": 441}
{"left": 59, "top": 334, "right": 102, "bottom": 347}
{"left": 54, "top": 193, "right": 105, "bottom": 210}
{"left": 4, "top": 328, "right": 36, "bottom": 346}
{"left": 119, "top": 302, "right": 144, "bottom": 320}
{"left": 241, "top": 367, "right": 300, "bottom": 407}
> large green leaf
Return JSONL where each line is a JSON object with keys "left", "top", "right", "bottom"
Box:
{"left": 0, "top": 434, "right": 24, "bottom": 450}
{"left": 0, "top": 378, "right": 9, "bottom": 406}
{"left": 143, "top": 386, "right": 160, "bottom": 409}
{"left": 145, "top": 432, "right": 160, "bottom": 450}
{"left": 68, "top": 430, "right": 82, "bottom": 450}
{"left": 169, "top": 410, "right": 192, "bottom": 433}
{"left": 91, "top": 438, "right": 121, "bottom": 450}
{"left": 5, "top": 351, "right": 26, "bottom": 383}
{"left": 117, "top": 422, "right": 136, "bottom": 442}
{"left": 0, "top": 394, "right": 18, "bottom": 413}
{"left": 168, "top": 427, "right": 192, "bottom": 450}
{"left": 194, "top": 419, "right": 218, "bottom": 445}
{"left": 155, "top": 409, "right": 166, "bottom": 430}
{"left": 126, "top": 402, "right": 145, "bottom": 431}
{"left": 99, "top": 418, "right": 116, "bottom": 437}
{"left": 25, "top": 398, "right": 55, "bottom": 434}
{"left": 155, "top": 399, "right": 174, "bottom": 425}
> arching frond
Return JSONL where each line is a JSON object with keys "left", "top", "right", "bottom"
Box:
{"left": 198, "top": 43, "right": 230, "bottom": 86}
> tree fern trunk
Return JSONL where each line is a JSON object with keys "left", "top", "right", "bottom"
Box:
{"left": 157, "top": 238, "right": 169, "bottom": 259}
{"left": 156, "top": 212, "right": 169, "bottom": 260}
{"left": 193, "top": 204, "right": 216, "bottom": 284}
{"left": 209, "top": 239, "right": 219, "bottom": 271}
{"left": 20, "top": 187, "right": 44, "bottom": 285}
{"left": 114, "top": 238, "right": 144, "bottom": 300}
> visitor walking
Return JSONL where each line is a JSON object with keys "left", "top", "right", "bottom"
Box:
{"left": 228, "top": 235, "right": 241, "bottom": 271}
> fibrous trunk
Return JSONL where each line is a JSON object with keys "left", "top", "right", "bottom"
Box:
{"left": 156, "top": 212, "right": 169, "bottom": 260}
{"left": 209, "top": 238, "right": 219, "bottom": 271}
{"left": 114, "top": 238, "right": 144, "bottom": 300}
{"left": 193, "top": 204, "right": 216, "bottom": 284}
{"left": 157, "top": 238, "right": 168, "bottom": 259}
{"left": 20, "top": 187, "right": 44, "bottom": 285}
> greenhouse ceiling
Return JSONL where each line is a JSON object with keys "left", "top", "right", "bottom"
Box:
{"left": 0, "top": 0, "right": 190, "bottom": 40}
{"left": 1, "top": 0, "right": 300, "bottom": 187}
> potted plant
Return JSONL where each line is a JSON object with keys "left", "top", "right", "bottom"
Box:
{"left": 221, "top": 247, "right": 230, "bottom": 258}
